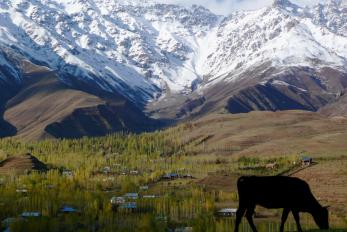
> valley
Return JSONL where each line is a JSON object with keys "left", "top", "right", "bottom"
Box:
{"left": 1, "top": 111, "right": 347, "bottom": 231}
{"left": 0, "top": 0, "right": 347, "bottom": 231}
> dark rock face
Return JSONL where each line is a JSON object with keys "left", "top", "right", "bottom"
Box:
{"left": 176, "top": 97, "right": 206, "bottom": 118}
{"left": 173, "top": 66, "right": 347, "bottom": 118}
{"left": 0, "top": 53, "right": 168, "bottom": 140}
{"left": 0, "top": 68, "right": 20, "bottom": 138}
{"left": 319, "top": 92, "right": 347, "bottom": 116}
{"left": 227, "top": 84, "right": 319, "bottom": 114}
{"left": 0, "top": 115, "right": 17, "bottom": 138}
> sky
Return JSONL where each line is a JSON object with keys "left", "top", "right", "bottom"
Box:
{"left": 157, "top": 0, "right": 327, "bottom": 15}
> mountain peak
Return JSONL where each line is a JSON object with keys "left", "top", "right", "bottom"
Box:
{"left": 333, "top": 0, "right": 347, "bottom": 7}
{"left": 1, "top": 0, "right": 347, "bottom": 106}
{"left": 272, "top": 0, "right": 299, "bottom": 9}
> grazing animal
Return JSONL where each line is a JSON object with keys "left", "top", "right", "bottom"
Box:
{"left": 234, "top": 176, "right": 329, "bottom": 232}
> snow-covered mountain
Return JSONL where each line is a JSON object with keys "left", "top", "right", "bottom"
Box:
{"left": 0, "top": 0, "right": 221, "bottom": 103}
{"left": 1, "top": 0, "right": 347, "bottom": 102}
{"left": 204, "top": 0, "right": 347, "bottom": 84}
{"left": 1, "top": 0, "right": 347, "bottom": 138}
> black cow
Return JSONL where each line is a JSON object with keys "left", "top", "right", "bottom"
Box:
{"left": 234, "top": 176, "right": 329, "bottom": 232}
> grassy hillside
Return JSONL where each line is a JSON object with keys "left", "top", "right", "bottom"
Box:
{"left": 177, "top": 110, "right": 347, "bottom": 158}
{"left": 0, "top": 110, "right": 346, "bottom": 231}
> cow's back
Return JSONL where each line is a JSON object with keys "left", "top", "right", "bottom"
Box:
{"left": 237, "top": 176, "right": 315, "bottom": 210}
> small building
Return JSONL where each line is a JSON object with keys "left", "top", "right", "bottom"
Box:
{"left": 21, "top": 212, "right": 41, "bottom": 218}
{"left": 103, "top": 166, "right": 111, "bottom": 174}
{"left": 302, "top": 157, "right": 313, "bottom": 166}
{"left": 172, "top": 227, "right": 193, "bottom": 232}
{"left": 119, "top": 202, "right": 137, "bottom": 210}
{"left": 162, "top": 173, "right": 179, "bottom": 180}
{"left": 59, "top": 205, "right": 79, "bottom": 214}
{"left": 140, "top": 185, "right": 149, "bottom": 191}
{"left": 16, "top": 188, "right": 28, "bottom": 194}
{"left": 110, "top": 196, "right": 126, "bottom": 205}
{"left": 142, "top": 195, "right": 157, "bottom": 199}
{"left": 62, "top": 170, "right": 74, "bottom": 177}
{"left": 130, "top": 170, "right": 139, "bottom": 175}
{"left": 124, "top": 193, "right": 139, "bottom": 200}
{"left": 216, "top": 208, "right": 237, "bottom": 217}
{"left": 182, "top": 174, "right": 193, "bottom": 179}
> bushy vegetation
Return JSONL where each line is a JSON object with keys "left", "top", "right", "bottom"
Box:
{"left": 0, "top": 132, "right": 344, "bottom": 231}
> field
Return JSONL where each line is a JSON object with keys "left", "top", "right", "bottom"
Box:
{"left": 0, "top": 111, "right": 347, "bottom": 231}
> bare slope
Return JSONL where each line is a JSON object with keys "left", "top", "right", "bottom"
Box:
{"left": 0, "top": 153, "right": 48, "bottom": 175}
{"left": 177, "top": 110, "right": 347, "bottom": 157}
{"left": 4, "top": 67, "right": 103, "bottom": 139}
{"left": 3, "top": 64, "right": 164, "bottom": 140}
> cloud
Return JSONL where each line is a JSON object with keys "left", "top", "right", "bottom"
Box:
{"left": 154, "top": 0, "right": 327, "bottom": 15}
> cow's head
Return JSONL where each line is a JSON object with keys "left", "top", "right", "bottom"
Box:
{"left": 313, "top": 206, "right": 329, "bottom": 230}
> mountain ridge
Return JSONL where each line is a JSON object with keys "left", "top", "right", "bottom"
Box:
{"left": 1, "top": 0, "right": 347, "bottom": 138}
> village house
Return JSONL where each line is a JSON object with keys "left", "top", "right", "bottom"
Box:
{"left": 130, "top": 170, "right": 139, "bottom": 175}
{"left": 142, "top": 195, "right": 157, "bottom": 199}
{"left": 16, "top": 188, "right": 28, "bottom": 194}
{"left": 302, "top": 157, "right": 313, "bottom": 166}
{"left": 140, "top": 185, "right": 149, "bottom": 190}
{"left": 62, "top": 170, "right": 73, "bottom": 177}
{"left": 124, "top": 193, "right": 139, "bottom": 200}
{"left": 119, "top": 202, "right": 137, "bottom": 211}
{"left": 21, "top": 212, "right": 41, "bottom": 218}
{"left": 162, "top": 173, "right": 179, "bottom": 180}
{"left": 182, "top": 174, "right": 193, "bottom": 179}
{"left": 103, "top": 166, "right": 111, "bottom": 174}
{"left": 216, "top": 208, "right": 237, "bottom": 217}
{"left": 59, "top": 205, "right": 79, "bottom": 214}
{"left": 110, "top": 196, "right": 126, "bottom": 205}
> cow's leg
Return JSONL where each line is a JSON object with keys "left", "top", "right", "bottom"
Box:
{"left": 280, "top": 208, "right": 290, "bottom": 232}
{"left": 292, "top": 210, "right": 303, "bottom": 232}
{"left": 234, "top": 205, "right": 246, "bottom": 232}
{"left": 245, "top": 205, "right": 258, "bottom": 232}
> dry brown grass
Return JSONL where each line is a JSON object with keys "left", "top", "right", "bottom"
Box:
{"left": 4, "top": 68, "right": 104, "bottom": 140}
{"left": 179, "top": 111, "right": 347, "bottom": 224}
{"left": 0, "top": 153, "right": 48, "bottom": 175}
{"left": 179, "top": 110, "right": 347, "bottom": 158}
{"left": 294, "top": 159, "right": 347, "bottom": 220}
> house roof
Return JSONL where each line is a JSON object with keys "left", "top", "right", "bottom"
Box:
{"left": 21, "top": 212, "right": 41, "bottom": 217}
{"left": 217, "top": 208, "right": 237, "bottom": 213}
{"left": 60, "top": 206, "right": 78, "bottom": 213}
{"left": 120, "top": 202, "right": 137, "bottom": 209}
{"left": 124, "top": 193, "right": 139, "bottom": 197}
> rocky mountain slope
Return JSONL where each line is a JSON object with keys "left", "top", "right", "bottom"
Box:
{"left": 148, "top": 0, "right": 347, "bottom": 118}
{"left": 0, "top": 54, "right": 165, "bottom": 140}
{"left": 1, "top": 0, "right": 347, "bottom": 138}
